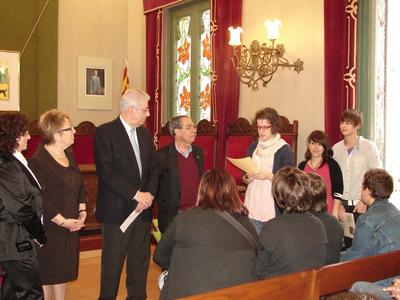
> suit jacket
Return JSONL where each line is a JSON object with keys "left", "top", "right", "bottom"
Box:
{"left": 156, "top": 143, "right": 204, "bottom": 232}
{"left": 0, "top": 151, "right": 46, "bottom": 261}
{"left": 94, "top": 117, "right": 158, "bottom": 225}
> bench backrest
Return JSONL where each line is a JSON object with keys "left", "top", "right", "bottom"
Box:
{"left": 180, "top": 269, "right": 318, "bottom": 300}
{"left": 318, "top": 250, "right": 400, "bottom": 296}
{"left": 179, "top": 250, "right": 400, "bottom": 299}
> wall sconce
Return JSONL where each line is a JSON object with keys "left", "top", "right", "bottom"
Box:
{"left": 228, "top": 19, "right": 304, "bottom": 91}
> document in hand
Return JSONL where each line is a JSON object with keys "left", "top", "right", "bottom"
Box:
{"left": 120, "top": 210, "right": 141, "bottom": 233}
{"left": 227, "top": 157, "right": 257, "bottom": 174}
{"left": 340, "top": 212, "right": 356, "bottom": 238}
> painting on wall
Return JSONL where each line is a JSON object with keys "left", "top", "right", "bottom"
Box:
{"left": 0, "top": 50, "right": 20, "bottom": 111}
{"left": 78, "top": 56, "right": 112, "bottom": 110}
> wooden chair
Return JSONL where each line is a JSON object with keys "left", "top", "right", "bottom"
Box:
{"left": 73, "top": 121, "right": 96, "bottom": 164}
{"left": 157, "top": 119, "right": 217, "bottom": 171}
{"left": 180, "top": 269, "right": 318, "bottom": 300}
{"left": 224, "top": 116, "right": 299, "bottom": 186}
{"left": 24, "top": 119, "right": 41, "bottom": 158}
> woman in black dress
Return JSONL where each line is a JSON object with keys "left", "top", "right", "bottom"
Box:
{"left": 29, "top": 109, "right": 86, "bottom": 300}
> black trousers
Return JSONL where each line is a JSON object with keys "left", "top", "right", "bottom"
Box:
{"left": 0, "top": 258, "right": 43, "bottom": 300}
{"left": 98, "top": 216, "right": 151, "bottom": 300}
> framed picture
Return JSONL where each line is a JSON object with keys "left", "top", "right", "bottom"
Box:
{"left": 78, "top": 56, "right": 112, "bottom": 110}
{"left": 0, "top": 50, "right": 20, "bottom": 111}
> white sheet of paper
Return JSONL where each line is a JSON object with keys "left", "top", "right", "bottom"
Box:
{"left": 120, "top": 210, "right": 141, "bottom": 233}
{"left": 227, "top": 157, "right": 257, "bottom": 174}
{"left": 340, "top": 212, "right": 356, "bottom": 238}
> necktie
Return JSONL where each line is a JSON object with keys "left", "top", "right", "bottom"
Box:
{"left": 130, "top": 127, "right": 142, "bottom": 177}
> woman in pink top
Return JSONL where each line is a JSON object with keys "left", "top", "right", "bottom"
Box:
{"left": 298, "top": 130, "right": 343, "bottom": 219}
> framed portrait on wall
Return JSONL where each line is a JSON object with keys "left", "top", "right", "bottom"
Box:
{"left": 0, "top": 50, "right": 20, "bottom": 111}
{"left": 78, "top": 56, "right": 112, "bottom": 110}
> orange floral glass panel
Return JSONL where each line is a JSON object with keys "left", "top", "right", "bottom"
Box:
{"left": 176, "top": 16, "right": 191, "bottom": 116}
{"left": 199, "top": 9, "right": 211, "bottom": 120}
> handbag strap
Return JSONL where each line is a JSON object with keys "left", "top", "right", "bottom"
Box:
{"left": 214, "top": 210, "right": 259, "bottom": 250}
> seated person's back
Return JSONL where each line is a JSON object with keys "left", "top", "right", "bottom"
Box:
{"left": 256, "top": 167, "right": 328, "bottom": 279}
{"left": 308, "top": 172, "right": 344, "bottom": 264}
{"left": 341, "top": 169, "right": 400, "bottom": 262}
{"left": 153, "top": 168, "right": 258, "bottom": 300}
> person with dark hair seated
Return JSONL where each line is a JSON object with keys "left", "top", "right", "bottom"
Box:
{"left": 0, "top": 112, "right": 47, "bottom": 299}
{"left": 342, "top": 169, "right": 400, "bottom": 294}
{"left": 153, "top": 168, "right": 258, "bottom": 300}
{"left": 308, "top": 173, "right": 344, "bottom": 264}
{"left": 256, "top": 166, "right": 327, "bottom": 279}
{"left": 341, "top": 169, "right": 400, "bottom": 263}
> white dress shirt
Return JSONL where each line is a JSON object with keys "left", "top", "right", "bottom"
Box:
{"left": 333, "top": 136, "right": 382, "bottom": 205}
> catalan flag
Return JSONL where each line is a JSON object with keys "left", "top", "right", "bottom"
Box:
{"left": 122, "top": 59, "right": 130, "bottom": 95}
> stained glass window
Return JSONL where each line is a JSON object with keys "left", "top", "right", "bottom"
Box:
{"left": 176, "top": 16, "right": 191, "bottom": 116}
{"left": 168, "top": 0, "right": 211, "bottom": 124}
{"left": 199, "top": 10, "right": 211, "bottom": 121}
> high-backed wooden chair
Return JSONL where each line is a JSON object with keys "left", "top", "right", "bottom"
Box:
{"left": 24, "top": 119, "right": 41, "bottom": 158}
{"left": 224, "top": 118, "right": 255, "bottom": 185}
{"left": 73, "top": 121, "right": 96, "bottom": 164}
{"left": 157, "top": 119, "right": 217, "bottom": 171}
{"left": 224, "top": 116, "right": 299, "bottom": 186}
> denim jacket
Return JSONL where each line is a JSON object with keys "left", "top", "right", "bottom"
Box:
{"left": 341, "top": 199, "right": 400, "bottom": 262}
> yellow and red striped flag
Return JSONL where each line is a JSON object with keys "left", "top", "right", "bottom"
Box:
{"left": 121, "top": 59, "right": 130, "bottom": 95}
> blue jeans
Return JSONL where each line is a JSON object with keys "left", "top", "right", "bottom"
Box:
{"left": 250, "top": 218, "right": 267, "bottom": 235}
{"left": 351, "top": 281, "right": 393, "bottom": 300}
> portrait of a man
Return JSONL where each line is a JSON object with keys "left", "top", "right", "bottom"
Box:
{"left": 86, "top": 68, "right": 105, "bottom": 96}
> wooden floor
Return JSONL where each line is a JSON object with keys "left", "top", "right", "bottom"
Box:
{"left": 66, "top": 247, "right": 161, "bottom": 299}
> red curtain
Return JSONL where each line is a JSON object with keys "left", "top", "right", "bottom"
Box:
{"left": 324, "top": 0, "right": 358, "bottom": 144}
{"left": 211, "top": 0, "right": 242, "bottom": 167}
{"left": 145, "top": 10, "right": 162, "bottom": 138}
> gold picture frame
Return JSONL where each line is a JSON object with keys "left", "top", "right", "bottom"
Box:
{"left": 0, "top": 50, "right": 20, "bottom": 111}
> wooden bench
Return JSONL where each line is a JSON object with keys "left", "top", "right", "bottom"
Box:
{"left": 318, "top": 250, "right": 400, "bottom": 296}
{"left": 179, "top": 250, "right": 400, "bottom": 300}
{"left": 180, "top": 269, "right": 318, "bottom": 300}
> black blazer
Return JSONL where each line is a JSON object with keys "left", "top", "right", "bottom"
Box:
{"left": 156, "top": 143, "right": 204, "bottom": 233}
{"left": 94, "top": 117, "right": 158, "bottom": 225}
{"left": 0, "top": 151, "right": 46, "bottom": 260}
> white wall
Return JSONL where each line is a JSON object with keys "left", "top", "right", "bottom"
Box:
{"left": 58, "top": 0, "right": 146, "bottom": 126}
{"left": 238, "top": 0, "right": 324, "bottom": 160}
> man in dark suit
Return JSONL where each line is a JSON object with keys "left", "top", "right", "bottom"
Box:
{"left": 94, "top": 89, "right": 158, "bottom": 300}
{"left": 156, "top": 115, "right": 204, "bottom": 233}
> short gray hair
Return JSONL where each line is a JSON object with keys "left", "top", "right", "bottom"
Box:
{"left": 169, "top": 115, "right": 187, "bottom": 136}
{"left": 120, "top": 89, "right": 150, "bottom": 112}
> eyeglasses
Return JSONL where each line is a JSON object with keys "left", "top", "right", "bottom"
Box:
{"left": 257, "top": 125, "right": 271, "bottom": 131}
{"left": 181, "top": 125, "right": 197, "bottom": 130}
{"left": 59, "top": 127, "right": 74, "bottom": 132}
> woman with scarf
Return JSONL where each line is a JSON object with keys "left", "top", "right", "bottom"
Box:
{"left": 242, "top": 107, "right": 294, "bottom": 234}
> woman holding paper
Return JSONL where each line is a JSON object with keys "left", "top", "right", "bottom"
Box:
{"left": 28, "top": 109, "right": 86, "bottom": 300}
{"left": 242, "top": 107, "right": 294, "bottom": 234}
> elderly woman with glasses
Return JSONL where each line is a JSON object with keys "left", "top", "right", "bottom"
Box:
{"left": 0, "top": 112, "right": 47, "bottom": 299}
{"left": 28, "top": 109, "right": 87, "bottom": 300}
{"left": 242, "top": 107, "right": 294, "bottom": 234}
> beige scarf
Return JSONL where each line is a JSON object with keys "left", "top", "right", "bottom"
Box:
{"left": 255, "top": 133, "right": 287, "bottom": 158}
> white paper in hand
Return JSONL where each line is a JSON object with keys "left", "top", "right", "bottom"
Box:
{"left": 227, "top": 157, "right": 257, "bottom": 174}
{"left": 120, "top": 210, "right": 141, "bottom": 233}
